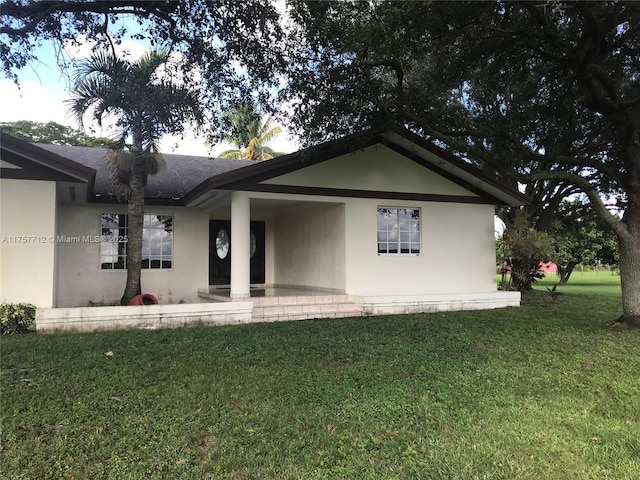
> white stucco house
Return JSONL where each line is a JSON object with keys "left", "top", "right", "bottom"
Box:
{"left": 1, "top": 129, "right": 524, "bottom": 330}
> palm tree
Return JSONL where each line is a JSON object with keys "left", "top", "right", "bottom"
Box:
{"left": 218, "top": 102, "right": 284, "bottom": 161}
{"left": 67, "top": 49, "right": 203, "bottom": 305}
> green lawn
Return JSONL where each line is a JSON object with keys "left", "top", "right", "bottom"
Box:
{"left": 1, "top": 288, "right": 638, "bottom": 479}
{"left": 534, "top": 270, "right": 622, "bottom": 297}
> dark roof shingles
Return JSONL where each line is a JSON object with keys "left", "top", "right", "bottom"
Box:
{"left": 35, "top": 143, "right": 254, "bottom": 200}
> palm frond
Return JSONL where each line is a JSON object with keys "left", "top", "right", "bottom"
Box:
{"left": 260, "top": 146, "right": 285, "bottom": 158}
{"left": 219, "top": 149, "right": 244, "bottom": 159}
{"left": 136, "top": 50, "right": 170, "bottom": 83}
{"left": 215, "top": 102, "right": 284, "bottom": 161}
{"left": 144, "top": 152, "right": 166, "bottom": 175}
{"left": 106, "top": 149, "right": 135, "bottom": 198}
{"left": 243, "top": 137, "right": 260, "bottom": 160}
{"left": 67, "top": 47, "right": 203, "bottom": 188}
{"left": 66, "top": 75, "right": 123, "bottom": 129}
{"left": 106, "top": 148, "right": 166, "bottom": 197}
{"left": 72, "top": 50, "right": 117, "bottom": 87}
{"left": 259, "top": 124, "right": 282, "bottom": 144}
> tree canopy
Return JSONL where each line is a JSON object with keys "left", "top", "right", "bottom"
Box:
{"left": 550, "top": 199, "right": 620, "bottom": 283}
{"left": 285, "top": 2, "right": 636, "bottom": 218}
{"left": 1, "top": 0, "right": 285, "bottom": 130}
{"left": 0, "top": 120, "right": 111, "bottom": 146}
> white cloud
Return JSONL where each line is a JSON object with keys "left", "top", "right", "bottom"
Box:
{"left": 269, "top": 127, "right": 300, "bottom": 155}
{"left": 161, "top": 130, "right": 210, "bottom": 156}
{"left": 0, "top": 79, "right": 71, "bottom": 125}
{"left": 63, "top": 35, "right": 149, "bottom": 61}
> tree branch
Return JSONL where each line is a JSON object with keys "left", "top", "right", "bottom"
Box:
{"left": 0, "top": 1, "right": 177, "bottom": 36}
{"left": 527, "top": 170, "right": 630, "bottom": 241}
{"left": 359, "top": 58, "right": 404, "bottom": 104}
{"left": 354, "top": 30, "right": 629, "bottom": 234}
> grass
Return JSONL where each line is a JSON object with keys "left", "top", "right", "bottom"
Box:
{"left": 1, "top": 285, "right": 638, "bottom": 479}
{"left": 534, "top": 271, "right": 622, "bottom": 297}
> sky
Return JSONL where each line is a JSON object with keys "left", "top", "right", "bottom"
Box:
{"left": 0, "top": 33, "right": 299, "bottom": 157}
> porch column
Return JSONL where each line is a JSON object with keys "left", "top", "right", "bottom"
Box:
{"left": 230, "top": 191, "right": 251, "bottom": 299}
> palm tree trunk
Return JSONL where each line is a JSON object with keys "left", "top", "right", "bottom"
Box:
{"left": 120, "top": 132, "right": 145, "bottom": 305}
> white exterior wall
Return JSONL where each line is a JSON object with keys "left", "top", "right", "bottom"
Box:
{"left": 273, "top": 202, "right": 346, "bottom": 291}
{"left": 264, "top": 144, "right": 477, "bottom": 197}
{"left": 344, "top": 199, "right": 497, "bottom": 296}
{"left": 55, "top": 204, "right": 209, "bottom": 307}
{"left": 0, "top": 179, "right": 57, "bottom": 307}
{"left": 264, "top": 144, "right": 498, "bottom": 298}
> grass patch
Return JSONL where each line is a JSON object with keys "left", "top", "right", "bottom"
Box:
{"left": 534, "top": 271, "right": 622, "bottom": 297}
{"left": 1, "top": 290, "right": 637, "bottom": 479}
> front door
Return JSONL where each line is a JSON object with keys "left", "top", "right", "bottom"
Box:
{"left": 209, "top": 220, "right": 265, "bottom": 285}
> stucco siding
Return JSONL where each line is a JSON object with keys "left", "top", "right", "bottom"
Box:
{"left": 264, "top": 144, "right": 478, "bottom": 197}
{"left": 0, "top": 179, "right": 57, "bottom": 307}
{"left": 274, "top": 203, "right": 346, "bottom": 291}
{"left": 55, "top": 204, "right": 209, "bottom": 307}
{"left": 345, "top": 199, "right": 497, "bottom": 296}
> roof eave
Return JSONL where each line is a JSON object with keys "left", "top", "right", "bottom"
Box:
{"left": 1, "top": 132, "right": 97, "bottom": 183}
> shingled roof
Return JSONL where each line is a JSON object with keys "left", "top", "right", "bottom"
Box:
{"left": 27, "top": 127, "right": 526, "bottom": 208}
{"left": 36, "top": 143, "right": 254, "bottom": 203}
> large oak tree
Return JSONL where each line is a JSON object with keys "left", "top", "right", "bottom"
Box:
{"left": 284, "top": 1, "right": 640, "bottom": 326}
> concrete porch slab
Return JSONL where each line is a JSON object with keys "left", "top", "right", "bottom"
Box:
{"left": 36, "top": 301, "right": 253, "bottom": 333}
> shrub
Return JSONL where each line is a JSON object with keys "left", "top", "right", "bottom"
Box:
{"left": 502, "top": 211, "right": 555, "bottom": 291}
{"left": 0, "top": 302, "right": 36, "bottom": 334}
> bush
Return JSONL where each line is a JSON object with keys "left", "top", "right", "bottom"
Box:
{"left": 0, "top": 302, "right": 36, "bottom": 334}
{"left": 502, "top": 211, "right": 555, "bottom": 291}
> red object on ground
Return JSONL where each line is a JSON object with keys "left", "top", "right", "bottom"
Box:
{"left": 538, "top": 262, "right": 558, "bottom": 274}
{"left": 128, "top": 294, "right": 159, "bottom": 306}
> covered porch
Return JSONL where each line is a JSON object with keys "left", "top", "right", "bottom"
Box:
{"left": 192, "top": 190, "right": 348, "bottom": 302}
{"left": 191, "top": 190, "right": 358, "bottom": 323}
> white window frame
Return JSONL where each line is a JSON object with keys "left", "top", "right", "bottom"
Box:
{"left": 100, "top": 213, "right": 174, "bottom": 270}
{"left": 377, "top": 207, "right": 421, "bottom": 255}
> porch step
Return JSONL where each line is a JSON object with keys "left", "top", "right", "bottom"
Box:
{"left": 197, "top": 289, "right": 232, "bottom": 302}
{"left": 251, "top": 294, "right": 363, "bottom": 323}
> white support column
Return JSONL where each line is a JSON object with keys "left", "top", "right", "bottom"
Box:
{"left": 230, "top": 191, "right": 251, "bottom": 299}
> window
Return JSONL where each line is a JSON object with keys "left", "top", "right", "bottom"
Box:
{"left": 101, "top": 214, "right": 173, "bottom": 269}
{"left": 377, "top": 208, "right": 420, "bottom": 254}
{"left": 215, "top": 229, "right": 229, "bottom": 259}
